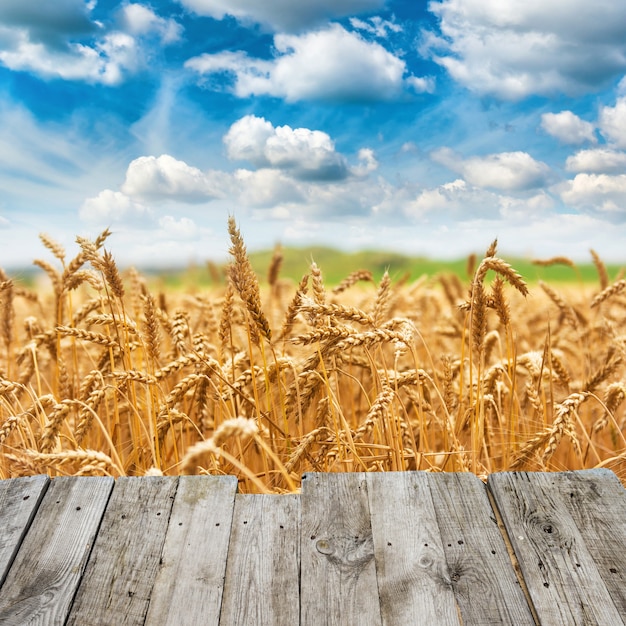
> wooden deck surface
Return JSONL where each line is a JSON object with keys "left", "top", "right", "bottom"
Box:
{"left": 0, "top": 469, "right": 624, "bottom": 625}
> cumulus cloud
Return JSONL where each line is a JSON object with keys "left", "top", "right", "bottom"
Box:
{"left": 598, "top": 97, "right": 626, "bottom": 148}
{"left": 565, "top": 148, "right": 626, "bottom": 174}
{"left": 121, "top": 154, "right": 223, "bottom": 202}
{"left": 185, "top": 24, "right": 432, "bottom": 102}
{"left": 0, "top": 27, "right": 139, "bottom": 84}
{"left": 558, "top": 173, "right": 626, "bottom": 217}
{"left": 403, "top": 178, "right": 555, "bottom": 223}
{"left": 0, "top": 2, "right": 181, "bottom": 84}
{"left": 431, "top": 148, "right": 552, "bottom": 191}
{"left": 119, "top": 4, "right": 183, "bottom": 44}
{"left": 406, "top": 179, "right": 474, "bottom": 217}
{"left": 498, "top": 191, "right": 555, "bottom": 219}
{"left": 540, "top": 111, "right": 597, "bottom": 144}
{"left": 232, "top": 168, "right": 304, "bottom": 208}
{"left": 157, "top": 215, "right": 199, "bottom": 240}
{"left": 351, "top": 148, "right": 379, "bottom": 177}
{"left": 176, "top": 0, "right": 385, "bottom": 32}
{"left": 224, "top": 115, "right": 349, "bottom": 181}
{"left": 0, "top": 0, "right": 96, "bottom": 46}
{"left": 424, "top": 0, "right": 626, "bottom": 98}
{"left": 78, "top": 113, "right": 379, "bottom": 234}
{"left": 79, "top": 189, "right": 152, "bottom": 224}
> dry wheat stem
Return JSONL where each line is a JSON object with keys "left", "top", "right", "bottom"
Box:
{"left": 227, "top": 216, "right": 272, "bottom": 343}
{"left": 332, "top": 269, "right": 374, "bottom": 294}
{"left": 591, "top": 279, "right": 626, "bottom": 308}
{"left": 590, "top": 249, "right": 609, "bottom": 290}
{"left": 532, "top": 256, "right": 576, "bottom": 269}
{"left": 180, "top": 416, "right": 259, "bottom": 474}
{"left": 2, "top": 217, "right": 626, "bottom": 489}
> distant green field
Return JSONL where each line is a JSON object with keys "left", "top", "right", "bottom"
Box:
{"left": 145, "top": 246, "right": 625, "bottom": 289}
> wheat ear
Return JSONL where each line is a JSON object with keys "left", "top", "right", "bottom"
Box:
{"left": 227, "top": 216, "right": 272, "bottom": 343}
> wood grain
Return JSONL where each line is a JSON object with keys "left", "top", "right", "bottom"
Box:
{"left": 0, "top": 474, "right": 49, "bottom": 588}
{"left": 0, "top": 476, "right": 113, "bottom": 626}
{"left": 489, "top": 471, "right": 624, "bottom": 625}
{"left": 66, "top": 476, "right": 178, "bottom": 626}
{"left": 0, "top": 470, "right": 624, "bottom": 625}
{"left": 144, "top": 475, "right": 238, "bottom": 626}
{"left": 366, "top": 472, "right": 460, "bottom": 625}
{"left": 300, "top": 472, "right": 382, "bottom": 626}
{"left": 220, "top": 493, "right": 300, "bottom": 625}
{"left": 531, "top": 469, "right": 626, "bottom": 618}
{"left": 428, "top": 472, "right": 535, "bottom": 625}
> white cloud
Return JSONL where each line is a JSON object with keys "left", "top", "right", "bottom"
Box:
{"left": 406, "top": 75, "right": 436, "bottom": 94}
{"left": 498, "top": 191, "right": 555, "bottom": 219}
{"left": 79, "top": 189, "right": 152, "bottom": 224}
{"left": 540, "top": 111, "right": 597, "bottom": 144}
{"left": 0, "top": 2, "right": 181, "bottom": 84}
{"left": 121, "top": 154, "right": 223, "bottom": 202}
{"left": 0, "top": 27, "right": 140, "bottom": 84}
{"left": 0, "top": 0, "right": 96, "bottom": 45}
{"left": 424, "top": 0, "right": 626, "bottom": 98}
{"left": 402, "top": 178, "right": 554, "bottom": 222}
{"left": 349, "top": 16, "right": 403, "bottom": 38}
{"left": 157, "top": 215, "right": 199, "bottom": 240}
{"left": 432, "top": 148, "right": 552, "bottom": 191}
{"left": 119, "top": 4, "right": 183, "bottom": 44}
{"left": 406, "top": 179, "right": 474, "bottom": 217}
{"left": 176, "top": 0, "right": 385, "bottom": 32}
{"left": 232, "top": 168, "right": 304, "bottom": 208}
{"left": 186, "top": 25, "right": 431, "bottom": 102}
{"left": 558, "top": 173, "right": 626, "bottom": 217}
{"left": 224, "top": 115, "right": 348, "bottom": 180}
{"left": 598, "top": 97, "right": 626, "bottom": 148}
{"left": 351, "top": 148, "right": 379, "bottom": 177}
{"left": 566, "top": 148, "right": 626, "bottom": 174}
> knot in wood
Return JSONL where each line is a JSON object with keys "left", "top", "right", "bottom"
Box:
{"left": 314, "top": 534, "right": 374, "bottom": 574}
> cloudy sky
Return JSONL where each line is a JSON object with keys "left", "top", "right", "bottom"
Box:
{"left": 1, "top": 0, "right": 626, "bottom": 268}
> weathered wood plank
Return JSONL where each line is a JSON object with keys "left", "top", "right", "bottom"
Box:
{"left": 489, "top": 471, "right": 624, "bottom": 625}
{"left": 0, "top": 476, "right": 114, "bottom": 625}
{"left": 428, "top": 472, "right": 535, "bottom": 625}
{"left": 144, "top": 475, "right": 238, "bottom": 626}
{"left": 366, "top": 472, "right": 460, "bottom": 625}
{"left": 301, "top": 472, "right": 382, "bottom": 626}
{"left": 220, "top": 493, "right": 300, "bottom": 625}
{"left": 530, "top": 469, "right": 626, "bottom": 618}
{"left": 66, "top": 476, "right": 178, "bottom": 626}
{"left": 0, "top": 475, "right": 49, "bottom": 588}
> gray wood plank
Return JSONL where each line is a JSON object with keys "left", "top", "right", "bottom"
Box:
{"left": 300, "top": 472, "right": 382, "bottom": 626}
{"left": 489, "top": 471, "right": 624, "bottom": 625}
{"left": 220, "top": 493, "right": 300, "bottom": 625}
{"left": 428, "top": 472, "right": 535, "bottom": 625}
{"left": 532, "top": 469, "right": 626, "bottom": 618}
{"left": 66, "top": 476, "right": 179, "bottom": 626}
{"left": 366, "top": 472, "right": 460, "bottom": 625}
{"left": 0, "top": 475, "right": 49, "bottom": 588}
{"left": 144, "top": 475, "right": 238, "bottom": 626}
{"left": 0, "top": 476, "right": 114, "bottom": 626}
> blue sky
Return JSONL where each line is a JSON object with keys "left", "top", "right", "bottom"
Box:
{"left": 1, "top": 0, "right": 626, "bottom": 268}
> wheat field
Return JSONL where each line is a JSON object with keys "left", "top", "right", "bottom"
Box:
{"left": 1, "top": 217, "right": 625, "bottom": 492}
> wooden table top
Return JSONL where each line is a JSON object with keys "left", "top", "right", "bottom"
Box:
{"left": 0, "top": 469, "right": 624, "bottom": 625}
